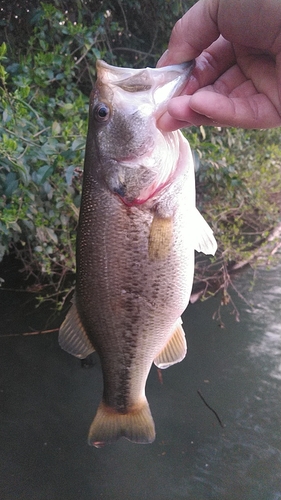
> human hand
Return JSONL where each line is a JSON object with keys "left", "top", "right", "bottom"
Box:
{"left": 157, "top": 0, "right": 281, "bottom": 130}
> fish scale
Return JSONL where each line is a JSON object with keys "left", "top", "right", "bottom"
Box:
{"left": 59, "top": 60, "right": 217, "bottom": 447}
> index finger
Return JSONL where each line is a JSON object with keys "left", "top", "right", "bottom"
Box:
{"left": 157, "top": 0, "right": 220, "bottom": 66}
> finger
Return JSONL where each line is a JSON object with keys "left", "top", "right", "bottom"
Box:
{"left": 189, "top": 91, "right": 281, "bottom": 128}
{"left": 158, "top": 0, "right": 281, "bottom": 67}
{"left": 157, "top": 96, "right": 218, "bottom": 131}
{"left": 180, "top": 37, "right": 235, "bottom": 95}
{"left": 157, "top": 113, "right": 193, "bottom": 131}
{"left": 158, "top": 87, "right": 281, "bottom": 130}
{"left": 207, "top": 64, "right": 256, "bottom": 97}
{"left": 277, "top": 53, "right": 281, "bottom": 114}
{"left": 157, "top": 0, "right": 220, "bottom": 66}
{"left": 158, "top": 110, "right": 216, "bottom": 131}
{"left": 237, "top": 50, "right": 281, "bottom": 115}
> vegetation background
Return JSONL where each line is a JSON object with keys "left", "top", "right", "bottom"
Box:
{"left": 0, "top": 0, "right": 280, "bottom": 309}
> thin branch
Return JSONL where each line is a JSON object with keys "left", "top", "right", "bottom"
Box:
{"left": 230, "top": 222, "right": 281, "bottom": 271}
{"left": 0, "top": 328, "right": 59, "bottom": 338}
{"left": 117, "top": 0, "right": 129, "bottom": 33}
{"left": 197, "top": 389, "right": 224, "bottom": 428}
{"left": 112, "top": 47, "right": 158, "bottom": 58}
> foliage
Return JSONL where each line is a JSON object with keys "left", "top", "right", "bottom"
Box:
{"left": 0, "top": 1, "right": 280, "bottom": 307}
{"left": 0, "top": 0, "right": 195, "bottom": 303}
{"left": 0, "top": 35, "right": 86, "bottom": 299}
{"left": 187, "top": 125, "right": 281, "bottom": 297}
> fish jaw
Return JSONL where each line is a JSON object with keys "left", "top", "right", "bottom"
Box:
{"left": 96, "top": 59, "right": 194, "bottom": 116}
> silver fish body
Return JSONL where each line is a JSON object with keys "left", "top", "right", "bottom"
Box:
{"left": 59, "top": 60, "right": 217, "bottom": 447}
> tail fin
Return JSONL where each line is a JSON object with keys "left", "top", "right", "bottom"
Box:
{"left": 88, "top": 400, "right": 155, "bottom": 447}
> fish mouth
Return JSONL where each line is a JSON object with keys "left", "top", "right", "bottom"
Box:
{"left": 96, "top": 59, "right": 195, "bottom": 111}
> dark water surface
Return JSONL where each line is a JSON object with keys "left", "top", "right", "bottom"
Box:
{"left": 0, "top": 258, "right": 280, "bottom": 500}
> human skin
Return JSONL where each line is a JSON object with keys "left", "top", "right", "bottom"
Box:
{"left": 157, "top": 0, "right": 281, "bottom": 130}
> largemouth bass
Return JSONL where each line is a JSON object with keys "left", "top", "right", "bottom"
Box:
{"left": 59, "top": 60, "right": 217, "bottom": 447}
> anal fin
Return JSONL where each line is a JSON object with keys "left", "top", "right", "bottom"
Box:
{"left": 154, "top": 318, "right": 187, "bottom": 369}
{"left": 59, "top": 293, "right": 94, "bottom": 359}
{"left": 148, "top": 214, "right": 173, "bottom": 260}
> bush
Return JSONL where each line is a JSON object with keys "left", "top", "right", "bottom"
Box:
{"left": 0, "top": 35, "right": 86, "bottom": 298}
{"left": 0, "top": 1, "right": 193, "bottom": 302}
{"left": 0, "top": 1, "right": 280, "bottom": 306}
{"left": 187, "top": 125, "right": 281, "bottom": 295}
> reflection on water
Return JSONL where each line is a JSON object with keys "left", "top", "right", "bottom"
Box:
{"left": 182, "top": 259, "right": 281, "bottom": 500}
{"left": 247, "top": 279, "right": 281, "bottom": 381}
{"left": 0, "top": 256, "right": 281, "bottom": 500}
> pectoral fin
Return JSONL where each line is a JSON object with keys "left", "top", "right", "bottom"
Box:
{"left": 154, "top": 318, "right": 187, "bottom": 369}
{"left": 193, "top": 208, "right": 217, "bottom": 255}
{"left": 148, "top": 215, "right": 173, "bottom": 260}
{"left": 58, "top": 293, "right": 95, "bottom": 359}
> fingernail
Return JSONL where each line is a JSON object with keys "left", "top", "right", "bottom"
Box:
{"left": 157, "top": 50, "right": 169, "bottom": 68}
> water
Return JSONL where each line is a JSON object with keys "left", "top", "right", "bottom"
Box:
{"left": 0, "top": 258, "right": 280, "bottom": 499}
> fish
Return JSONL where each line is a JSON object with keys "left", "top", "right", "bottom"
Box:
{"left": 59, "top": 60, "right": 217, "bottom": 447}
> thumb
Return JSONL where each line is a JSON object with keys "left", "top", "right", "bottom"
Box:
{"left": 157, "top": 0, "right": 220, "bottom": 66}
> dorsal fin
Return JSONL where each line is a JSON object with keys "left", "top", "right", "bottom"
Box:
{"left": 154, "top": 318, "right": 187, "bottom": 369}
{"left": 58, "top": 293, "right": 95, "bottom": 359}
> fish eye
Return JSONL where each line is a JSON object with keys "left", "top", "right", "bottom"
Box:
{"left": 94, "top": 103, "right": 110, "bottom": 122}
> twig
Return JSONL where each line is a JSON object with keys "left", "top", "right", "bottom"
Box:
{"left": 0, "top": 288, "right": 37, "bottom": 293}
{"left": 0, "top": 328, "right": 59, "bottom": 338}
{"left": 117, "top": 0, "right": 129, "bottom": 33}
{"left": 112, "top": 47, "right": 158, "bottom": 58}
{"left": 230, "top": 222, "right": 281, "bottom": 271}
{"left": 197, "top": 389, "right": 224, "bottom": 428}
{"left": 157, "top": 368, "right": 163, "bottom": 385}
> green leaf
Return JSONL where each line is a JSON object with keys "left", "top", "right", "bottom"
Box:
{"left": 92, "top": 48, "right": 101, "bottom": 59}
{"left": 41, "top": 142, "right": 58, "bottom": 155}
{"left": 0, "top": 42, "right": 7, "bottom": 59}
{"left": 0, "top": 243, "right": 6, "bottom": 262}
{"left": 52, "top": 121, "right": 61, "bottom": 135}
{"left": 9, "top": 221, "right": 22, "bottom": 233}
{"left": 5, "top": 179, "right": 19, "bottom": 197}
{"left": 35, "top": 165, "right": 54, "bottom": 184}
{"left": 19, "top": 86, "right": 30, "bottom": 99}
{"left": 2, "top": 108, "right": 11, "bottom": 123}
{"left": 61, "top": 103, "right": 73, "bottom": 111}
{"left": 65, "top": 165, "right": 75, "bottom": 185}
{"left": 71, "top": 138, "right": 85, "bottom": 151}
{"left": 0, "top": 64, "right": 7, "bottom": 81}
{"left": 45, "top": 227, "right": 58, "bottom": 244}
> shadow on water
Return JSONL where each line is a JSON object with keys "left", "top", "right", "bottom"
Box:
{"left": 0, "top": 255, "right": 281, "bottom": 500}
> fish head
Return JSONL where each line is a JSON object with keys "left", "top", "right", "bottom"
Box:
{"left": 86, "top": 59, "right": 194, "bottom": 205}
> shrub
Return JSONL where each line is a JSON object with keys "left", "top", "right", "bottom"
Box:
{"left": 0, "top": 1, "right": 280, "bottom": 306}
